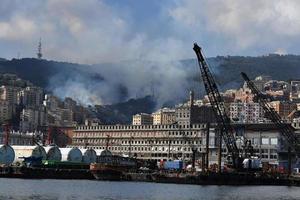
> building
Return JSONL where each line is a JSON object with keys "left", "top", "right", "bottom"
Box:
{"left": 70, "top": 122, "right": 296, "bottom": 168}
{"left": 132, "top": 113, "right": 153, "bottom": 125}
{"left": 19, "top": 86, "right": 44, "bottom": 108}
{"left": 71, "top": 123, "right": 216, "bottom": 162}
{"left": 235, "top": 124, "right": 289, "bottom": 166}
{"left": 290, "top": 81, "right": 300, "bottom": 102}
{"left": 85, "top": 118, "right": 102, "bottom": 126}
{"left": 250, "top": 75, "right": 272, "bottom": 91}
{"left": 43, "top": 94, "right": 62, "bottom": 111}
{"left": 264, "top": 80, "right": 290, "bottom": 92}
{"left": 0, "top": 85, "right": 20, "bottom": 105}
{"left": 19, "top": 107, "right": 47, "bottom": 132}
{"left": 0, "top": 85, "right": 21, "bottom": 116}
{"left": 43, "top": 95, "right": 76, "bottom": 127}
{"left": 152, "top": 108, "right": 176, "bottom": 125}
{"left": 0, "top": 100, "right": 13, "bottom": 123}
{"left": 0, "top": 131, "right": 36, "bottom": 145}
{"left": 47, "top": 108, "right": 76, "bottom": 127}
{"left": 269, "top": 101, "right": 297, "bottom": 120}
{"left": 175, "top": 91, "right": 195, "bottom": 127}
{"left": 176, "top": 91, "right": 216, "bottom": 126}
{"left": 234, "top": 88, "right": 254, "bottom": 103}
{"left": 222, "top": 89, "right": 237, "bottom": 103}
{"left": 266, "top": 90, "right": 289, "bottom": 101}
{"left": 230, "top": 102, "right": 264, "bottom": 123}
{"left": 64, "top": 97, "right": 77, "bottom": 111}
{"left": 193, "top": 105, "right": 216, "bottom": 124}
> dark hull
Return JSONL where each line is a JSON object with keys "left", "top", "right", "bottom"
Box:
{"left": 91, "top": 169, "right": 123, "bottom": 181}
{"left": 0, "top": 166, "right": 94, "bottom": 180}
{"left": 90, "top": 163, "right": 132, "bottom": 181}
{"left": 153, "top": 172, "right": 291, "bottom": 186}
{"left": 2, "top": 166, "right": 300, "bottom": 186}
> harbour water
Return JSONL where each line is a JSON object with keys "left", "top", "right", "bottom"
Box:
{"left": 0, "top": 178, "right": 300, "bottom": 200}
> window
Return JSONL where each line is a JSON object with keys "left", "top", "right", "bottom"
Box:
{"left": 261, "top": 149, "right": 268, "bottom": 154}
{"left": 270, "top": 154, "right": 277, "bottom": 159}
{"left": 261, "top": 154, "right": 268, "bottom": 159}
{"left": 262, "top": 138, "right": 269, "bottom": 145}
{"left": 270, "top": 138, "right": 278, "bottom": 145}
{"left": 252, "top": 138, "right": 259, "bottom": 145}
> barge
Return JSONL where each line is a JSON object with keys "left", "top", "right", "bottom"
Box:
{"left": 90, "top": 155, "right": 137, "bottom": 181}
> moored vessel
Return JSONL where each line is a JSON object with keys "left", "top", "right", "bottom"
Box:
{"left": 90, "top": 155, "right": 137, "bottom": 181}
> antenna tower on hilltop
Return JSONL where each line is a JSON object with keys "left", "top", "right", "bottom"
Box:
{"left": 37, "top": 38, "right": 42, "bottom": 59}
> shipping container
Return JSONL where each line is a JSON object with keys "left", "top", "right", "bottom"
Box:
{"left": 162, "top": 160, "right": 183, "bottom": 170}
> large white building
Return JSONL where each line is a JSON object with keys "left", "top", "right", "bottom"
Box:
{"left": 70, "top": 122, "right": 300, "bottom": 168}
{"left": 71, "top": 123, "right": 216, "bottom": 162}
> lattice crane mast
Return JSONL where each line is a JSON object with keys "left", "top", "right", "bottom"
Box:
{"left": 193, "top": 43, "right": 240, "bottom": 167}
{"left": 241, "top": 72, "right": 300, "bottom": 155}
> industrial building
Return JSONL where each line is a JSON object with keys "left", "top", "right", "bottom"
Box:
{"left": 71, "top": 122, "right": 300, "bottom": 167}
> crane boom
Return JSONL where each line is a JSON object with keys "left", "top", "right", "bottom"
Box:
{"left": 241, "top": 72, "right": 300, "bottom": 155}
{"left": 193, "top": 43, "right": 240, "bottom": 165}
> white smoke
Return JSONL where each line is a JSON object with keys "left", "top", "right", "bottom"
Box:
{"left": 48, "top": 58, "right": 197, "bottom": 106}
{"left": 2, "top": 0, "right": 300, "bottom": 106}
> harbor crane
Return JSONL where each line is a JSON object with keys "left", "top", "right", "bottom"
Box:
{"left": 241, "top": 72, "right": 300, "bottom": 173}
{"left": 193, "top": 43, "right": 242, "bottom": 169}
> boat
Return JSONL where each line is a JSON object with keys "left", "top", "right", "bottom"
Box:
{"left": 90, "top": 155, "right": 137, "bottom": 181}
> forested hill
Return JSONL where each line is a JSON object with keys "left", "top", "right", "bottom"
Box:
{"left": 211, "top": 54, "right": 300, "bottom": 84}
{"left": 0, "top": 54, "right": 299, "bottom": 107}
{"left": 181, "top": 54, "right": 300, "bottom": 93}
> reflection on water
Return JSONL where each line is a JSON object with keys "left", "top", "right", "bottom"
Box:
{"left": 0, "top": 178, "right": 300, "bottom": 200}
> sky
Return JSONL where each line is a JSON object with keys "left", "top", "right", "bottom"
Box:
{"left": 1, "top": 0, "right": 300, "bottom": 64}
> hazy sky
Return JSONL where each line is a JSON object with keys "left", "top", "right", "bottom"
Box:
{"left": 1, "top": 0, "right": 300, "bottom": 64}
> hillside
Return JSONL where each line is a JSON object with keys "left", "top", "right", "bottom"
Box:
{"left": 93, "top": 95, "right": 156, "bottom": 124}
{"left": 0, "top": 58, "right": 103, "bottom": 90}
{"left": 0, "top": 54, "right": 300, "bottom": 107}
